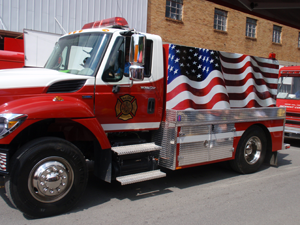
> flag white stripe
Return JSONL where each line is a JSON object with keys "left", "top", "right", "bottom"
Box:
{"left": 167, "top": 70, "right": 224, "bottom": 93}
{"left": 222, "top": 66, "right": 278, "bottom": 84}
{"left": 226, "top": 78, "right": 277, "bottom": 95}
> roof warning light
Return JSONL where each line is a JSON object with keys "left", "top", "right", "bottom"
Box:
{"left": 82, "top": 17, "right": 129, "bottom": 29}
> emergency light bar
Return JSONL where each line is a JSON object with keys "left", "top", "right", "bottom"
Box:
{"left": 82, "top": 17, "right": 129, "bottom": 29}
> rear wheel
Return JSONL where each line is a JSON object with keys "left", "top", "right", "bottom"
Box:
{"left": 5, "top": 137, "right": 88, "bottom": 218}
{"left": 230, "top": 125, "right": 267, "bottom": 174}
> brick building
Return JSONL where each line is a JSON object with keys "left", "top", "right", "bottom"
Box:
{"left": 147, "top": 0, "right": 300, "bottom": 65}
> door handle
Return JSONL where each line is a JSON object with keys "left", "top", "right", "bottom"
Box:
{"left": 147, "top": 98, "right": 155, "bottom": 114}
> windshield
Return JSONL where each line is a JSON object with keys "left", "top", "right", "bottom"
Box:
{"left": 277, "top": 75, "right": 300, "bottom": 99}
{"left": 45, "top": 32, "right": 110, "bottom": 76}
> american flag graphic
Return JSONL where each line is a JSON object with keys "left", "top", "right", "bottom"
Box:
{"left": 166, "top": 44, "right": 279, "bottom": 110}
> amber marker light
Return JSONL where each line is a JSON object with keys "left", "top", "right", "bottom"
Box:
{"left": 53, "top": 96, "right": 64, "bottom": 102}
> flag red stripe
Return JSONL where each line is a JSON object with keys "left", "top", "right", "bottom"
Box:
{"left": 228, "top": 86, "right": 274, "bottom": 100}
{"left": 219, "top": 54, "right": 248, "bottom": 63}
{"left": 170, "top": 93, "right": 229, "bottom": 110}
{"left": 220, "top": 54, "right": 278, "bottom": 70}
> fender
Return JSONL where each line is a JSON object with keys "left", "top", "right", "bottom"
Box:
{"left": 0, "top": 95, "right": 94, "bottom": 119}
{"left": 0, "top": 96, "right": 111, "bottom": 150}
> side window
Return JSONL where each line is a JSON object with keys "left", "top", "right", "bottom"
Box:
{"left": 144, "top": 39, "right": 153, "bottom": 77}
{"left": 102, "top": 36, "right": 153, "bottom": 81}
{"left": 103, "top": 37, "right": 125, "bottom": 82}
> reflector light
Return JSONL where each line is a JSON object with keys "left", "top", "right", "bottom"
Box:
{"left": 0, "top": 153, "right": 7, "bottom": 172}
{"left": 82, "top": 17, "right": 129, "bottom": 29}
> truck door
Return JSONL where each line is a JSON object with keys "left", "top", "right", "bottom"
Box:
{"left": 94, "top": 35, "right": 163, "bottom": 132}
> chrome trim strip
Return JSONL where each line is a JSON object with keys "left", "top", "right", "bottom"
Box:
{"left": 178, "top": 132, "right": 234, "bottom": 144}
{"left": 268, "top": 126, "right": 284, "bottom": 132}
{"left": 177, "top": 127, "right": 283, "bottom": 144}
{"left": 102, "top": 122, "right": 160, "bottom": 131}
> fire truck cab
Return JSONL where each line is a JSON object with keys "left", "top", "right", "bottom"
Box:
{"left": 277, "top": 66, "right": 300, "bottom": 138}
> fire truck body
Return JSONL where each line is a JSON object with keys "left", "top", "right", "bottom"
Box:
{"left": 277, "top": 66, "right": 300, "bottom": 139}
{"left": 0, "top": 17, "right": 285, "bottom": 217}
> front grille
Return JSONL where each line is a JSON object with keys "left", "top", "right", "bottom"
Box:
{"left": 47, "top": 80, "right": 87, "bottom": 93}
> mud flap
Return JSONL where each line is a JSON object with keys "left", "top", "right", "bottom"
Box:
{"left": 265, "top": 151, "right": 278, "bottom": 167}
{"left": 94, "top": 146, "right": 112, "bottom": 183}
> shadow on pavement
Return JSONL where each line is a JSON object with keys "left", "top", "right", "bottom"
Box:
{"left": 70, "top": 159, "right": 271, "bottom": 214}
{"left": 0, "top": 150, "right": 293, "bottom": 218}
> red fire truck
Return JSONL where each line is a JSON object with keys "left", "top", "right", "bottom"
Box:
{"left": 277, "top": 66, "right": 300, "bottom": 138}
{"left": 0, "top": 30, "right": 24, "bottom": 69}
{"left": 0, "top": 29, "right": 61, "bottom": 69}
{"left": 0, "top": 17, "right": 286, "bottom": 218}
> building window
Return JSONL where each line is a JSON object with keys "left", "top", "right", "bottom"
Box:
{"left": 246, "top": 18, "right": 257, "bottom": 38}
{"left": 273, "top": 25, "right": 282, "bottom": 43}
{"left": 165, "top": 0, "right": 183, "bottom": 21}
{"left": 214, "top": 9, "right": 227, "bottom": 31}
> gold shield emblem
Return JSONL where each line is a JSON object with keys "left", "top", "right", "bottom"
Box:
{"left": 115, "top": 94, "right": 138, "bottom": 121}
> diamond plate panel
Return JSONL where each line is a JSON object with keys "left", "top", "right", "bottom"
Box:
{"left": 116, "top": 170, "right": 166, "bottom": 185}
{"left": 154, "top": 122, "right": 177, "bottom": 170}
{"left": 178, "top": 124, "right": 234, "bottom": 167}
{"left": 156, "top": 107, "right": 284, "bottom": 170}
{"left": 111, "top": 143, "right": 162, "bottom": 155}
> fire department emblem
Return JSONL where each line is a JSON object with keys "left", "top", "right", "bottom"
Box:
{"left": 115, "top": 94, "right": 137, "bottom": 121}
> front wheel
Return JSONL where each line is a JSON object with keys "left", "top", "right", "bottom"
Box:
{"left": 230, "top": 125, "right": 267, "bottom": 174}
{"left": 5, "top": 137, "right": 88, "bottom": 218}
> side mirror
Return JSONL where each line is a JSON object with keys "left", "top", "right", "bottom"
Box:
{"left": 129, "top": 33, "right": 146, "bottom": 81}
{"left": 129, "top": 65, "right": 144, "bottom": 81}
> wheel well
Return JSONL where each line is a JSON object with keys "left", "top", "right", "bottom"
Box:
{"left": 8, "top": 118, "right": 99, "bottom": 161}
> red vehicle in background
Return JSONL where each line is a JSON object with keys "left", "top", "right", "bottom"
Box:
{"left": 277, "top": 66, "right": 300, "bottom": 139}
{"left": 0, "top": 29, "right": 60, "bottom": 69}
{"left": 0, "top": 30, "right": 24, "bottom": 69}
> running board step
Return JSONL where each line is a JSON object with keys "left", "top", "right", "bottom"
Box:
{"left": 116, "top": 170, "right": 166, "bottom": 185}
{"left": 111, "top": 142, "right": 162, "bottom": 155}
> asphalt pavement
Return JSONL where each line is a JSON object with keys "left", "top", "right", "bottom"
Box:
{"left": 1, "top": 139, "right": 300, "bottom": 224}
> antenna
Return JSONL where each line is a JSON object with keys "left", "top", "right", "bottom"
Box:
{"left": 54, "top": 17, "right": 67, "bottom": 34}
{"left": 0, "top": 17, "right": 7, "bottom": 30}
{"left": 116, "top": 0, "right": 123, "bottom": 17}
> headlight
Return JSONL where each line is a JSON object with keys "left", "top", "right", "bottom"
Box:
{"left": 0, "top": 114, "right": 27, "bottom": 139}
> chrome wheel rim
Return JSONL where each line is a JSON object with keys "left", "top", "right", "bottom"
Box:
{"left": 28, "top": 156, "right": 74, "bottom": 203}
{"left": 244, "top": 136, "right": 262, "bottom": 165}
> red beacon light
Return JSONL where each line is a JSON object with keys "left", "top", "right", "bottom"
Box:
{"left": 82, "top": 17, "right": 129, "bottom": 29}
{"left": 268, "top": 52, "right": 276, "bottom": 60}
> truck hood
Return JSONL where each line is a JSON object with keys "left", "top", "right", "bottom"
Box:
{"left": 0, "top": 68, "right": 91, "bottom": 92}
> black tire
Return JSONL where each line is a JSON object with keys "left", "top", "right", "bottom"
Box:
{"left": 5, "top": 137, "right": 88, "bottom": 218}
{"left": 230, "top": 125, "right": 267, "bottom": 174}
